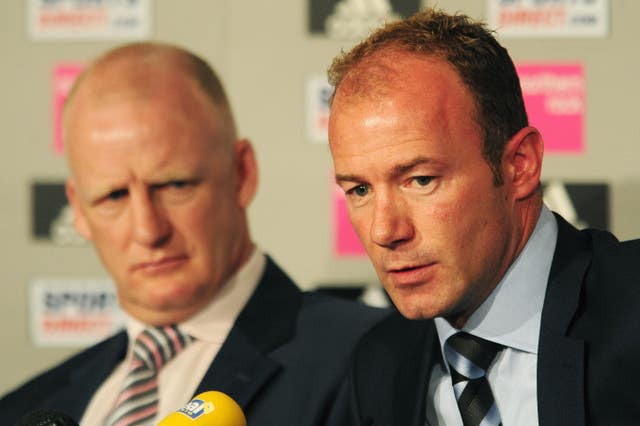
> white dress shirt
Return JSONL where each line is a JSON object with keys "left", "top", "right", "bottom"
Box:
{"left": 81, "top": 248, "right": 265, "bottom": 426}
{"left": 425, "top": 206, "right": 558, "bottom": 426}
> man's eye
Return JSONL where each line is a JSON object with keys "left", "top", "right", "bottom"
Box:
{"left": 351, "top": 184, "right": 369, "bottom": 197}
{"left": 168, "top": 180, "right": 188, "bottom": 189}
{"left": 413, "top": 176, "right": 433, "bottom": 187}
{"left": 158, "top": 180, "right": 196, "bottom": 202}
{"left": 107, "top": 189, "right": 128, "bottom": 201}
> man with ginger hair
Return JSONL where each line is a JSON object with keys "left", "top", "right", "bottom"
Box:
{"left": 327, "top": 8, "right": 640, "bottom": 426}
{"left": 0, "top": 42, "right": 386, "bottom": 425}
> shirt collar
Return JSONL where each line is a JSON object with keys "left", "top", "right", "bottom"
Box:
{"left": 435, "top": 206, "right": 557, "bottom": 355}
{"left": 126, "top": 247, "right": 266, "bottom": 345}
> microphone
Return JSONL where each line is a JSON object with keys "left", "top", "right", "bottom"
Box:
{"left": 15, "top": 409, "right": 79, "bottom": 426}
{"left": 158, "top": 391, "right": 246, "bottom": 426}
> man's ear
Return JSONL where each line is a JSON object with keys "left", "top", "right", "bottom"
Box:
{"left": 65, "top": 179, "right": 93, "bottom": 241}
{"left": 502, "top": 126, "right": 544, "bottom": 200}
{"left": 233, "top": 139, "right": 258, "bottom": 208}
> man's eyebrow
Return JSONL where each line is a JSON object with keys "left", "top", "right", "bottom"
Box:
{"left": 335, "top": 156, "right": 437, "bottom": 184}
{"left": 334, "top": 173, "right": 362, "bottom": 184}
{"left": 84, "top": 184, "right": 124, "bottom": 201}
{"left": 389, "top": 156, "right": 436, "bottom": 177}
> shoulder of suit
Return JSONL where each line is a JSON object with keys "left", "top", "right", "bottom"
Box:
{"left": 583, "top": 227, "right": 640, "bottom": 268}
{"left": 572, "top": 231, "right": 640, "bottom": 324}
{"left": 290, "top": 291, "right": 392, "bottom": 347}
{"left": 26, "top": 330, "right": 126, "bottom": 382}
{"left": 0, "top": 330, "right": 126, "bottom": 410}
{"left": 355, "top": 312, "right": 433, "bottom": 359}
{"left": 300, "top": 291, "right": 390, "bottom": 322}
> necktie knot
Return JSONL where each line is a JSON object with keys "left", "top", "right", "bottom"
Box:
{"left": 446, "top": 332, "right": 502, "bottom": 375}
{"left": 132, "top": 325, "right": 194, "bottom": 372}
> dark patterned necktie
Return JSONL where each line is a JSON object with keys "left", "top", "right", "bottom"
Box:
{"left": 445, "top": 332, "right": 503, "bottom": 426}
{"left": 106, "top": 325, "right": 193, "bottom": 426}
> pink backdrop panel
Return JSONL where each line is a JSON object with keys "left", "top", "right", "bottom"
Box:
{"left": 53, "top": 64, "right": 84, "bottom": 155}
{"left": 333, "top": 185, "right": 367, "bottom": 257}
{"left": 517, "top": 63, "right": 585, "bottom": 153}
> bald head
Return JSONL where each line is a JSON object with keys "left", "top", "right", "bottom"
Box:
{"left": 64, "top": 42, "right": 236, "bottom": 157}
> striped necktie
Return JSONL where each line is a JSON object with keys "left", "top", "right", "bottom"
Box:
{"left": 106, "top": 325, "right": 193, "bottom": 426}
{"left": 444, "top": 332, "right": 503, "bottom": 426}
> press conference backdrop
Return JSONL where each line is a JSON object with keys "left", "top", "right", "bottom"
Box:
{"left": 1, "top": 0, "right": 639, "bottom": 396}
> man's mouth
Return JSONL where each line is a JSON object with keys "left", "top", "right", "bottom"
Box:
{"left": 131, "top": 255, "right": 188, "bottom": 274}
{"left": 386, "top": 263, "right": 436, "bottom": 287}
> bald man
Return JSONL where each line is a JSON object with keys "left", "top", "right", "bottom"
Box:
{"left": 1, "top": 42, "right": 386, "bottom": 425}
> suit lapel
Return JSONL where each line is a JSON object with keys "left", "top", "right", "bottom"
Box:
{"left": 393, "top": 320, "right": 440, "bottom": 426}
{"left": 196, "top": 256, "right": 301, "bottom": 410}
{"left": 537, "top": 215, "right": 591, "bottom": 426}
{"left": 194, "top": 327, "right": 282, "bottom": 407}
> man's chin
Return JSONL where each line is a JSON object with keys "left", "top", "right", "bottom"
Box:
{"left": 391, "top": 300, "right": 424, "bottom": 319}
{"left": 124, "top": 299, "right": 200, "bottom": 325}
{"left": 390, "top": 294, "right": 441, "bottom": 320}
{"left": 398, "top": 308, "right": 432, "bottom": 320}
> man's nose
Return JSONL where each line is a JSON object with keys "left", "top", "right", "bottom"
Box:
{"left": 370, "top": 194, "right": 414, "bottom": 249}
{"left": 131, "top": 192, "right": 171, "bottom": 247}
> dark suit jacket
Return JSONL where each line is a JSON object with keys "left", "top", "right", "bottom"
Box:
{"left": 343, "top": 215, "right": 640, "bottom": 425}
{"left": 1, "top": 257, "right": 388, "bottom": 425}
